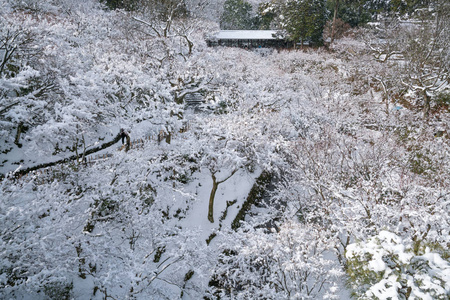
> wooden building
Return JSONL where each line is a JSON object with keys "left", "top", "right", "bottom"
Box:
{"left": 206, "top": 30, "right": 292, "bottom": 48}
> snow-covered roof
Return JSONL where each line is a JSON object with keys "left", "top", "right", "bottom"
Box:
{"left": 214, "top": 30, "right": 281, "bottom": 40}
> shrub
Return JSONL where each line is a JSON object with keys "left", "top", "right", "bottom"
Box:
{"left": 346, "top": 231, "right": 450, "bottom": 299}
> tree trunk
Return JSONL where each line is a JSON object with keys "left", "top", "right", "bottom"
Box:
{"left": 183, "top": 35, "right": 193, "bottom": 55}
{"left": 423, "top": 90, "right": 431, "bottom": 119}
{"left": 331, "top": 0, "right": 340, "bottom": 44}
{"left": 4, "top": 131, "right": 123, "bottom": 180}
{"left": 165, "top": 132, "right": 171, "bottom": 144}
{"left": 125, "top": 133, "right": 131, "bottom": 151}
{"left": 208, "top": 173, "right": 218, "bottom": 223}
{"left": 121, "top": 129, "right": 131, "bottom": 151}
{"left": 207, "top": 168, "right": 239, "bottom": 223}
{"left": 14, "top": 122, "right": 24, "bottom": 148}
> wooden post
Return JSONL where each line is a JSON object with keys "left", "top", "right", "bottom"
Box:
{"left": 120, "top": 129, "right": 131, "bottom": 152}
{"left": 158, "top": 130, "right": 164, "bottom": 143}
{"left": 14, "top": 122, "right": 24, "bottom": 148}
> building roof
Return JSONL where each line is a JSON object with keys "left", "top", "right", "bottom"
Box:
{"left": 213, "top": 30, "right": 282, "bottom": 40}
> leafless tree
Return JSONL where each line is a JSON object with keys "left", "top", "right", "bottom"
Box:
{"left": 366, "top": 1, "right": 449, "bottom": 118}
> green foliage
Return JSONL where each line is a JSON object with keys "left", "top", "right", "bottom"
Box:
{"left": 408, "top": 150, "right": 435, "bottom": 175}
{"left": 94, "top": 197, "right": 119, "bottom": 218}
{"left": 161, "top": 153, "right": 199, "bottom": 184}
{"left": 326, "top": 0, "right": 409, "bottom": 28}
{"left": 0, "top": 265, "right": 27, "bottom": 291}
{"left": 43, "top": 281, "right": 73, "bottom": 300}
{"left": 176, "top": 172, "right": 190, "bottom": 183}
{"left": 282, "top": 0, "right": 327, "bottom": 46}
{"left": 220, "top": 0, "right": 259, "bottom": 30}
{"left": 346, "top": 231, "right": 450, "bottom": 300}
{"left": 256, "top": 2, "right": 279, "bottom": 29}
{"left": 324, "top": 0, "right": 432, "bottom": 27}
{"left": 335, "top": 0, "right": 372, "bottom": 27}
{"left": 100, "top": 0, "right": 139, "bottom": 11}
{"left": 101, "top": 0, "right": 189, "bottom": 19}
{"left": 390, "top": 0, "right": 431, "bottom": 16}
{"left": 346, "top": 251, "right": 385, "bottom": 296}
{"left": 83, "top": 196, "right": 120, "bottom": 233}
{"left": 434, "top": 92, "right": 450, "bottom": 111}
{"left": 138, "top": 182, "right": 157, "bottom": 211}
{"left": 146, "top": 0, "right": 189, "bottom": 20}
{"left": 206, "top": 99, "right": 231, "bottom": 115}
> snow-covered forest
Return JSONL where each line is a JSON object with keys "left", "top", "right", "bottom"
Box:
{"left": 1, "top": 0, "right": 449, "bottom": 299}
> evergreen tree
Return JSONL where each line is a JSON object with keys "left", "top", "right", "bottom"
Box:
{"left": 281, "top": 0, "right": 327, "bottom": 46}
{"left": 390, "top": 0, "right": 432, "bottom": 15}
{"left": 220, "top": 0, "right": 258, "bottom": 30}
{"left": 256, "top": 1, "right": 279, "bottom": 29}
{"left": 335, "top": 0, "right": 372, "bottom": 27}
{"left": 101, "top": 0, "right": 138, "bottom": 10}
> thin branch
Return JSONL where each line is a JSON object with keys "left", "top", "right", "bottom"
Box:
{"left": 132, "top": 17, "right": 161, "bottom": 38}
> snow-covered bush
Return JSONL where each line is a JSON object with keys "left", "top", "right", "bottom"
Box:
{"left": 209, "top": 222, "right": 344, "bottom": 299}
{"left": 0, "top": 145, "right": 212, "bottom": 299}
{"left": 346, "top": 231, "right": 450, "bottom": 300}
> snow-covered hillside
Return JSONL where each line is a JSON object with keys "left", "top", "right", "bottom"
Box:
{"left": 1, "top": 1, "right": 449, "bottom": 299}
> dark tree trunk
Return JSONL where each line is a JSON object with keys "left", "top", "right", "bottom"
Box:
{"left": 423, "top": 90, "right": 431, "bottom": 119}
{"left": 208, "top": 173, "right": 218, "bottom": 223}
{"left": 3, "top": 131, "right": 123, "bottom": 180}
{"left": 14, "top": 122, "right": 24, "bottom": 148}
{"left": 207, "top": 168, "right": 238, "bottom": 223}
{"left": 331, "top": 0, "right": 340, "bottom": 43}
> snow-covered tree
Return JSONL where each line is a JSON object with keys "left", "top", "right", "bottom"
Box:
{"left": 210, "top": 222, "right": 344, "bottom": 299}
{"left": 0, "top": 1, "right": 448, "bottom": 299}
{"left": 365, "top": 0, "right": 450, "bottom": 117}
{"left": 347, "top": 231, "right": 450, "bottom": 299}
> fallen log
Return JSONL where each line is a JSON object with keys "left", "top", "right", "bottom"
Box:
{"left": 1, "top": 131, "right": 124, "bottom": 180}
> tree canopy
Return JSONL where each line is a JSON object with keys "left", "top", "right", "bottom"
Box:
{"left": 0, "top": 0, "right": 448, "bottom": 299}
{"left": 281, "top": 0, "right": 328, "bottom": 45}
